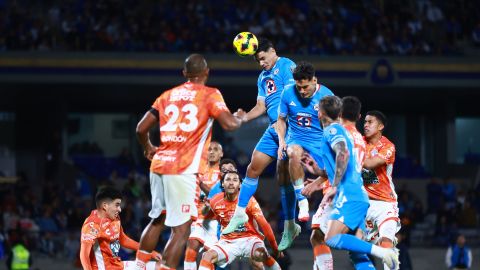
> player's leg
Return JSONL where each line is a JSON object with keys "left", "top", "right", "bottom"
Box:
{"left": 161, "top": 174, "right": 198, "bottom": 268}
{"left": 324, "top": 202, "right": 399, "bottom": 270}
{"left": 184, "top": 238, "right": 203, "bottom": 270}
{"left": 349, "top": 228, "right": 375, "bottom": 270}
{"left": 286, "top": 143, "right": 310, "bottom": 222}
{"left": 198, "top": 249, "right": 219, "bottom": 270}
{"left": 310, "top": 203, "right": 333, "bottom": 270}
{"left": 251, "top": 246, "right": 281, "bottom": 270}
{"left": 373, "top": 201, "right": 401, "bottom": 270}
{"left": 223, "top": 127, "right": 276, "bottom": 234}
{"left": 277, "top": 158, "right": 301, "bottom": 251}
{"left": 134, "top": 173, "right": 167, "bottom": 270}
{"left": 311, "top": 229, "right": 333, "bottom": 270}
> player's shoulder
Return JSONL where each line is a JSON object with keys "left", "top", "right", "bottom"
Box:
{"left": 278, "top": 57, "right": 296, "bottom": 72}
{"left": 380, "top": 136, "right": 395, "bottom": 149}
{"left": 319, "top": 84, "right": 334, "bottom": 95}
{"left": 209, "top": 192, "right": 225, "bottom": 205}
{"left": 325, "top": 123, "right": 346, "bottom": 136}
{"left": 82, "top": 210, "right": 100, "bottom": 226}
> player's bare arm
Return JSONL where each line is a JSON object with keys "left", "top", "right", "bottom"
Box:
{"left": 253, "top": 213, "right": 282, "bottom": 258}
{"left": 363, "top": 156, "right": 386, "bottom": 169}
{"left": 136, "top": 111, "right": 158, "bottom": 160}
{"left": 79, "top": 242, "right": 94, "bottom": 270}
{"left": 302, "top": 176, "right": 328, "bottom": 197}
{"left": 275, "top": 116, "right": 287, "bottom": 159}
{"left": 332, "top": 141, "right": 349, "bottom": 187}
{"left": 236, "top": 98, "right": 266, "bottom": 122}
{"left": 216, "top": 110, "right": 244, "bottom": 131}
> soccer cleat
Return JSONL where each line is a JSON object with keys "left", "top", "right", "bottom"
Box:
{"left": 222, "top": 213, "right": 248, "bottom": 234}
{"left": 382, "top": 248, "right": 400, "bottom": 270}
{"left": 278, "top": 223, "right": 301, "bottom": 251}
{"left": 298, "top": 199, "right": 310, "bottom": 222}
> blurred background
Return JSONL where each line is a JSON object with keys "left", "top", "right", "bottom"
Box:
{"left": 0, "top": 0, "right": 480, "bottom": 269}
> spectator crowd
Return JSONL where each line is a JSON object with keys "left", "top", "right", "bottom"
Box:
{"left": 0, "top": 0, "right": 479, "bottom": 55}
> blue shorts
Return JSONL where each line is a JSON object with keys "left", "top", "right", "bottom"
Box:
{"left": 330, "top": 201, "right": 369, "bottom": 232}
{"left": 254, "top": 125, "right": 279, "bottom": 159}
{"left": 286, "top": 139, "right": 324, "bottom": 169}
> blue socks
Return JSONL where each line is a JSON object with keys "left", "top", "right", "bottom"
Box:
{"left": 238, "top": 176, "right": 258, "bottom": 208}
{"left": 280, "top": 184, "right": 297, "bottom": 220}
{"left": 295, "top": 186, "right": 307, "bottom": 202}
{"left": 325, "top": 234, "right": 374, "bottom": 254}
{"left": 349, "top": 252, "right": 375, "bottom": 269}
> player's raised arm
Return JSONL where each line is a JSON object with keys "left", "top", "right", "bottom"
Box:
{"left": 237, "top": 98, "right": 266, "bottom": 123}
{"left": 215, "top": 110, "right": 244, "bottom": 131}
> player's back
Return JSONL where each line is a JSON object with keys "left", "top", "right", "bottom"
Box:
{"left": 80, "top": 210, "right": 123, "bottom": 270}
{"left": 362, "top": 136, "right": 397, "bottom": 202}
{"left": 257, "top": 57, "right": 296, "bottom": 124}
{"left": 150, "top": 82, "right": 229, "bottom": 175}
{"left": 321, "top": 123, "right": 368, "bottom": 203}
{"left": 208, "top": 193, "right": 264, "bottom": 240}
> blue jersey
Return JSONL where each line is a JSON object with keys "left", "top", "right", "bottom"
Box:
{"left": 257, "top": 57, "right": 296, "bottom": 124}
{"left": 320, "top": 123, "right": 369, "bottom": 204}
{"left": 278, "top": 84, "right": 333, "bottom": 143}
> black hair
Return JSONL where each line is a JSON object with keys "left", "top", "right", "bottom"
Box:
{"left": 220, "top": 170, "right": 242, "bottom": 191}
{"left": 293, "top": 61, "right": 315, "bottom": 81}
{"left": 219, "top": 158, "right": 237, "bottom": 170}
{"left": 255, "top": 38, "right": 274, "bottom": 54}
{"left": 341, "top": 96, "right": 362, "bottom": 122}
{"left": 366, "top": 110, "right": 387, "bottom": 127}
{"left": 320, "top": 96, "right": 342, "bottom": 120}
{"left": 95, "top": 186, "right": 122, "bottom": 208}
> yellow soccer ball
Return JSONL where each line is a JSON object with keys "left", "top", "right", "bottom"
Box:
{"left": 232, "top": 32, "right": 259, "bottom": 57}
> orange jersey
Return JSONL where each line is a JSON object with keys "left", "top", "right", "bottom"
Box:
{"left": 80, "top": 210, "right": 123, "bottom": 270}
{"left": 362, "top": 136, "right": 397, "bottom": 202}
{"left": 206, "top": 193, "right": 264, "bottom": 241}
{"left": 323, "top": 123, "right": 366, "bottom": 194}
{"left": 150, "top": 82, "right": 230, "bottom": 175}
{"left": 196, "top": 166, "right": 221, "bottom": 220}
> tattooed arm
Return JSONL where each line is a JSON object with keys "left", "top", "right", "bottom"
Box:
{"left": 331, "top": 140, "right": 350, "bottom": 187}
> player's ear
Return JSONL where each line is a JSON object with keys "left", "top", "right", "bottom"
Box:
{"left": 182, "top": 69, "right": 187, "bottom": 78}
{"left": 205, "top": 68, "right": 210, "bottom": 77}
{"left": 312, "top": 76, "right": 317, "bottom": 83}
{"left": 357, "top": 114, "right": 362, "bottom": 121}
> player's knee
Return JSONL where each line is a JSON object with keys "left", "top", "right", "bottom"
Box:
{"left": 378, "top": 219, "right": 398, "bottom": 243}
{"left": 252, "top": 248, "right": 267, "bottom": 262}
{"left": 310, "top": 229, "right": 325, "bottom": 246}
{"left": 286, "top": 145, "right": 303, "bottom": 160}
{"left": 202, "top": 250, "right": 217, "bottom": 263}
{"left": 187, "top": 239, "right": 201, "bottom": 251}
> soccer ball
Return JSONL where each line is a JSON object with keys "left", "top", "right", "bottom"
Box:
{"left": 233, "top": 32, "right": 258, "bottom": 57}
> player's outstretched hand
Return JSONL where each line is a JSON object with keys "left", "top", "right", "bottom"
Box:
{"left": 234, "top": 108, "right": 247, "bottom": 122}
{"left": 301, "top": 152, "right": 321, "bottom": 175}
{"left": 320, "top": 186, "right": 337, "bottom": 208}
{"left": 144, "top": 144, "right": 157, "bottom": 161}
{"left": 302, "top": 178, "right": 324, "bottom": 197}
{"left": 273, "top": 249, "right": 284, "bottom": 259}
{"left": 277, "top": 142, "right": 287, "bottom": 160}
{"left": 151, "top": 250, "right": 162, "bottom": 261}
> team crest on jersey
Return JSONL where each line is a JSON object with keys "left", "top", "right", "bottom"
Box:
{"left": 371, "top": 149, "right": 378, "bottom": 156}
{"left": 314, "top": 104, "right": 319, "bottom": 111}
{"left": 266, "top": 79, "right": 276, "bottom": 94}
{"left": 296, "top": 115, "right": 312, "bottom": 127}
{"left": 329, "top": 127, "right": 337, "bottom": 135}
{"left": 274, "top": 69, "right": 279, "bottom": 75}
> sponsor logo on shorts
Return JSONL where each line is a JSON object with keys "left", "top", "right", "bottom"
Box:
{"left": 182, "top": 204, "right": 191, "bottom": 213}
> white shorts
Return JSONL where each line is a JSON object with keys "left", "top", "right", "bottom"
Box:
{"left": 123, "top": 260, "right": 156, "bottom": 270}
{"left": 311, "top": 203, "right": 333, "bottom": 235}
{"left": 211, "top": 237, "right": 265, "bottom": 268}
{"left": 189, "top": 219, "right": 219, "bottom": 249}
{"left": 149, "top": 172, "right": 198, "bottom": 227}
{"left": 364, "top": 200, "right": 401, "bottom": 243}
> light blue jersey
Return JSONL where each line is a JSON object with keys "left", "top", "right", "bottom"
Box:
{"left": 257, "top": 57, "right": 296, "bottom": 124}
{"left": 321, "top": 123, "right": 369, "bottom": 204}
{"left": 254, "top": 57, "right": 296, "bottom": 158}
{"left": 278, "top": 84, "right": 333, "bottom": 144}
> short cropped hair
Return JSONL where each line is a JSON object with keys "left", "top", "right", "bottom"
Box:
{"left": 293, "top": 61, "right": 315, "bottom": 81}
{"left": 366, "top": 110, "right": 387, "bottom": 127}
{"left": 341, "top": 96, "right": 362, "bottom": 122}
{"left": 95, "top": 186, "right": 122, "bottom": 208}
{"left": 320, "top": 96, "right": 342, "bottom": 120}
